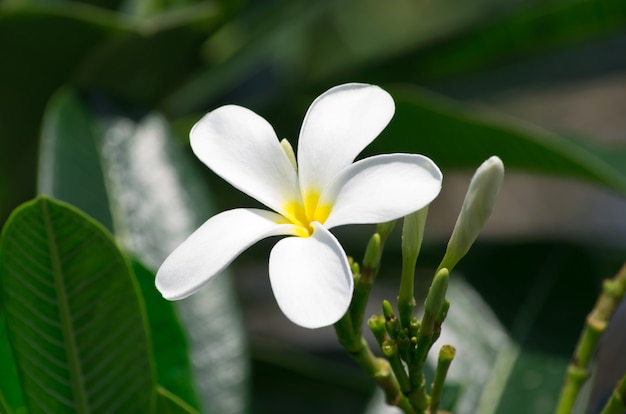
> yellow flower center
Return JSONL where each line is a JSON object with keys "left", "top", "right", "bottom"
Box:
{"left": 282, "top": 190, "right": 332, "bottom": 237}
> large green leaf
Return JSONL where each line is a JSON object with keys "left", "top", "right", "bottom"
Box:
{"left": 37, "top": 90, "right": 201, "bottom": 410}
{"left": 371, "top": 87, "right": 626, "bottom": 197}
{"left": 413, "top": 0, "right": 626, "bottom": 83}
{"left": 314, "top": 0, "right": 626, "bottom": 89}
{"left": 38, "top": 89, "right": 249, "bottom": 413}
{"left": 38, "top": 89, "right": 114, "bottom": 231}
{"left": 0, "top": 197, "right": 154, "bottom": 413}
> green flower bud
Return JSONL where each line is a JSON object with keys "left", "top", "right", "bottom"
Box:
{"left": 402, "top": 207, "right": 428, "bottom": 265}
{"left": 349, "top": 257, "right": 360, "bottom": 276}
{"left": 439, "top": 344, "right": 456, "bottom": 361}
{"left": 280, "top": 138, "right": 297, "bottom": 171}
{"left": 363, "top": 233, "right": 381, "bottom": 269}
{"left": 368, "top": 314, "right": 388, "bottom": 345}
{"left": 440, "top": 156, "right": 504, "bottom": 272}
{"left": 382, "top": 339, "right": 398, "bottom": 358}
{"left": 382, "top": 300, "right": 395, "bottom": 320}
{"left": 409, "top": 317, "right": 420, "bottom": 338}
{"left": 425, "top": 268, "right": 449, "bottom": 319}
{"left": 398, "top": 207, "right": 429, "bottom": 328}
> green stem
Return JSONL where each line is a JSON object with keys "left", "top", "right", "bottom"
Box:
{"left": 382, "top": 340, "right": 412, "bottom": 394}
{"left": 407, "top": 369, "right": 429, "bottom": 412}
{"left": 408, "top": 339, "right": 431, "bottom": 411}
{"left": 600, "top": 373, "right": 626, "bottom": 414}
{"left": 350, "top": 265, "right": 374, "bottom": 336}
{"left": 429, "top": 345, "right": 456, "bottom": 414}
{"left": 554, "top": 262, "right": 626, "bottom": 414}
{"left": 334, "top": 312, "right": 359, "bottom": 350}
{"left": 350, "top": 232, "right": 387, "bottom": 335}
{"left": 335, "top": 315, "right": 415, "bottom": 413}
{"left": 407, "top": 269, "right": 449, "bottom": 412}
{"left": 398, "top": 273, "right": 416, "bottom": 331}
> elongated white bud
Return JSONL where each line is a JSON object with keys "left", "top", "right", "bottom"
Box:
{"left": 440, "top": 156, "right": 504, "bottom": 271}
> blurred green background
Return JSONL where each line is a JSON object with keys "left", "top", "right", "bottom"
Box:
{"left": 1, "top": 0, "right": 625, "bottom": 413}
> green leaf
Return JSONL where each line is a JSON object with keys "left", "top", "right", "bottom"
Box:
{"left": 37, "top": 90, "right": 249, "bottom": 413}
{"left": 371, "top": 87, "right": 626, "bottom": 197}
{"left": 0, "top": 197, "right": 154, "bottom": 413}
{"left": 155, "top": 386, "right": 200, "bottom": 414}
{"left": 411, "top": 0, "right": 626, "bottom": 82}
{"left": 0, "top": 312, "right": 26, "bottom": 414}
{"left": 37, "top": 91, "right": 202, "bottom": 411}
{"left": 133, "top": 261, "right": 200, "bottom": 410}
{"left": 38, "top": 89, "right": 114, "bottom": 232}
{"left": 318, "top": 0, "right": 626, "bottom": 88}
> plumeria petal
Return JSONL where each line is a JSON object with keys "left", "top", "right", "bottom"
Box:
{"left": 157, "top": 208, "right": 301, "bottom": 300}
{"left": 268, "top": 223, "right": 353, "bottom": 328}
{"left": 297, "top": 83, "right": 395, "bottom": 194}
{"left": 321, "top": 154, "right": 442, "bottom": 229}
{"left": 190, "top": 105, "right": 299, "bottom": 216}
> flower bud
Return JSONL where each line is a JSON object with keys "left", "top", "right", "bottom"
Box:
{"left": 402, "top": 207, "right": 428, "bottom": 264}
{"left": 368, "top": 314, "right": 388, "bottom": 345}
{"left": 382, "top": 339, "right": 398, "bottom": 358}
{"left": 382, "top": 300, "right": 395, "bottom": 320}
{"left": 440, "top": 156, "right": 504, "bottom": 271}
{"left": 425, "top": 268, "right": 449, "bottom": 320}
{"left": 280, "top": 138, "right": 297, "bottom": 171}
{"left": 363, "top": 233, "right": 381, "bottom": 269}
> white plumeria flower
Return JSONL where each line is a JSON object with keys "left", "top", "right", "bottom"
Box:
{"left": 156, "top": 83, "right": 443, "bottom": 329}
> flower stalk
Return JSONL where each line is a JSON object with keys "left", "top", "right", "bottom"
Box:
{"left": 335, "top": 310, "right": 415, "bottom": 413}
